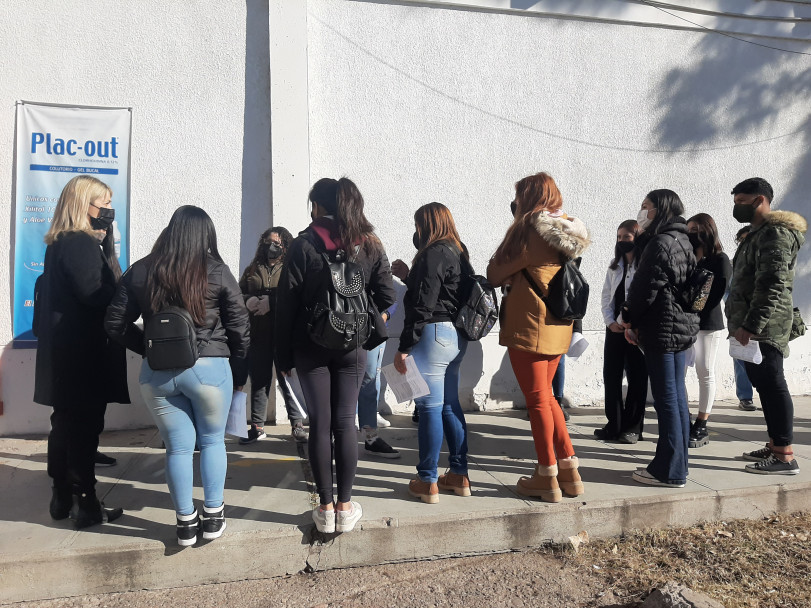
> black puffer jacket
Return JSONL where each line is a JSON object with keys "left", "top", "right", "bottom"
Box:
{"left": 398, "top": 241, "right": 463, "bottom": 354}
{"left": 104, "top": 253, "right": 251, "bottom": 385}
{"left": 622, "top": 218, "right": 699, "bottom": 353}
{"left": 274, "top": 220, "right": 396, "bottom": 372}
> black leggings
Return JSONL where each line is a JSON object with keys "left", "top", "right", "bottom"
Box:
{"left": 295, "top": 343, "right": 366, "bottom": 505}
{"left": 744, "top": 342, "right": 794, "bottom": 447}
{"left": 48, "top": 402, "right": 107, "bottom": 494}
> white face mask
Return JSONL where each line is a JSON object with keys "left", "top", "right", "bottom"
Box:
{"left": 637, "top": 208, "right": 654, "bottom": 230}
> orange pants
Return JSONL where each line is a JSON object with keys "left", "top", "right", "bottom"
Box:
{"left": 509, "top": 348, "right": 575, "bottom": 466}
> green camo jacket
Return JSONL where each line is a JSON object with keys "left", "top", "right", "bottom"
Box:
{"left": 725, "top": 210, "right": 807, "bottom": 357}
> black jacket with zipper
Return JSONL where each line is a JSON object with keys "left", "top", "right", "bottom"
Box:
{"left": 274, "top": 223, "right": 396, "bottom": 372}
{"left": 398, "top": 240, "right": 464, "bottom": 354}
{"left": 104, "top": 253, "right": 251, "bottom": 385}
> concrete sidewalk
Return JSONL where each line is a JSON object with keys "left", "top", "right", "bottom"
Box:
{"left": 1, "top": 397, "right": 810, "bottom": 604}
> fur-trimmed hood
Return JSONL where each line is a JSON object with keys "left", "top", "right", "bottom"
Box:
{"left": 532, "top": 212, "right": 591, "bottom": 258}
{"left": 766, "top": 210, "right": 807, "bottom": 234}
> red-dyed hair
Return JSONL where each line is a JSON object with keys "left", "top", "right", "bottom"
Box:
{"left": 493, "top": 172, "right": 563, "bottom": 264}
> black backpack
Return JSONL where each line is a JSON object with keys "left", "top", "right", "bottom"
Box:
{"left": 144, "top": 306, "right": 199, "bottom": 370}
{"left": 522, "top": 255, "right": 589, "bottom": 321}
{"left": 307, "top": 247, "right": 373, "bottom": 351}
{"left": 454, "top": 257, "right": 499, "bottom": 341}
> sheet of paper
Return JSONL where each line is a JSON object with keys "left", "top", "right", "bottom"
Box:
{"left": 729, "top": 337, "right": 763, "bottom": 364}
{"left": 225, "top": 390, "right": 249, "bottom": 438}
{"left": 381, "top": 356, "right": 430, "bottom": 403}
{"left": 567, "top": 332, "right": 589, "bottom": 360}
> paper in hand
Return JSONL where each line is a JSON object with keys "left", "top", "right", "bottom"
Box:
{"left": 729, "top": 337, "right": 762, "bottom": 364}
{"left": 381, "top": 356, "right": 430, "bottom": 403}
{"left": 567, "top": 332, "right": 589, "bottom": 360}
{"left": 225, "top": 390, "right": 249, "bottom": 438}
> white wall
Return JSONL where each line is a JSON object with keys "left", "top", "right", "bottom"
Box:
{"left": 0, "top": 0, "right": 809, "bottom": 435}
{"left": 0, "top": 0, "right": 272, "bottom": 434}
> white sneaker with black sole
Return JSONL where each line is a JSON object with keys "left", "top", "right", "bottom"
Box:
{"left": 364, "top": 437, "right": 400, "bottom": 459}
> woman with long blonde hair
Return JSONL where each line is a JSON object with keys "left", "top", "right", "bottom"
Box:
{"left": 34, "top": 175, "right": 128, "bottom": 528}
{"left": 487, "top": 173, "right": 590, "bottom": 502}
{"left": 393, "top": 202, "right": 472, "bottom": 504}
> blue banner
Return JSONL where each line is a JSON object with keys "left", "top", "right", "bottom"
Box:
{"left": 13, "top": 102, "right": 132, "bottom": 347}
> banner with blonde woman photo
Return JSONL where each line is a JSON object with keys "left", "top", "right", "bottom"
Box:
{"left": 13, "top": 101, "right": 131, "bottom": 347}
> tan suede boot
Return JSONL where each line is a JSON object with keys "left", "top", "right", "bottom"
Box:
{"left": 437, "top": 471, "right": 471, "bottom": 497}
{"left": 516, "top": 463, "right": 562, "bottom": 503}
{"left": 408, "top": 479, "right": 439, "bottom": 504}
{"left": 558, "top": 456, "right": 584, "bottom": 497}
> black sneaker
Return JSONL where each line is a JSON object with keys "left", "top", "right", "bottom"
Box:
{"left": 94, "top": 451, "right": 117, "bottom": 467}
{"left": 291, "top": 421, "right": 308, "bottom": 443}
{"left": 742, "top": 445, "right": 773, "bottom": 462}
{"left": 594, "top": 428, "right": 613, "bottom": 441}
{"left": 176, "top": 510, "right": 200, "bottom": 547}
{"left": 738, "top": 399, "right": 756, "bottom": 411}
{"left": 556, "top": 400, "right": 570, "bottom": 422}
{"left": 364, "top": 437, "right": 401, "bottom": 459}
{"left": 201, "top": 504, "right": 226, "bottom": 540}
{"left": 411, "top": 408, "right": 419, "bottom": 426}
{"left": 239, "top": 425, "right": 266, "bottom": 445}
{"left": 745, "top": 454, "right": 800, "bottom": 475}
{"left": 689, "top": 424, "right": 709, "bottom": 448}
{"left": 618, "top": 431, "right": 639, "bottom": 445}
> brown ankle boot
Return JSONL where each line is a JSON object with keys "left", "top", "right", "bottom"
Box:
{"left": 437, "top": 471, "right": 471, "bottom": 496}
{"left": 558, "top": 456, "right": 584, "bottom": 497}
{"left": 516, "top": 464, "right": 562, "bottom": 503}
{"left": 408, "top": 479, "right": 439, "bottom": 504}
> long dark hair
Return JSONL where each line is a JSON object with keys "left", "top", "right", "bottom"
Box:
{"left": 101, "top": 226, "right": 123, "bottom": 281}
{"left": 687, "top": 213, "right": 723, "bottom": 257}
{"left": 609, "top": 219, "right": 641, "bottom": 270}
{"left": 644, "top": 189, "right": 685, "bottom": 235}
{"left": 243, "top": 226, "right": 293, "bottom": 278}
{"left": 309, "top": 177, "right": 379, "bottom": 255}
{"left": 148, "top": 205, "right": 222, "bottom": 325}
{"left": 412, "top": 202, "right": 468, "bottom": 265}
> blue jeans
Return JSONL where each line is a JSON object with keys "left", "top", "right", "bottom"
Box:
{"left": 733, "top": 358, "right": 753, "bottom": 401}
{"left": 357, "top": 341, "right": 386, "bottom": 429}
{"left": 552, "top": 354, "right": 565, "bottom": 401}
{"left": 139, "top": 357, "right": 232, "bottom": 515}
{"left": 645, "top": 350, "right": 689, "bottom": 484}
{"left": 411, "top": 322, "right": 468, "bottom": 483}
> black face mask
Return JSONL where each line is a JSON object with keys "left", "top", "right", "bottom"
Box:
{"left": 688, "top": 233, "right": 702, "bottom": 251}
{"left": 89, "top": 207, "right": 115, "bottom": 231}
{"left": 413, "top": 232, "right": 421, "bottom": 250}
{"left": 733, "top": 201, "right": 758, "bottom": 224}
{"left": 266, "top": 243, "right": 283, "bottom": 261}
{"left": 615, "top": 241, "right": 634, "bottom": 256}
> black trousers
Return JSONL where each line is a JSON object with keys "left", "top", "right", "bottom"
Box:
{"left": 744, "top": 342, "right": 794, "bottom": 447}
{"left": 248, "top": 344, "right": 302, "bottom": 426}
{"left": 602, "top": 329, "right": 648, "bottom": 438}
{"left": 295, "top": 342, "right": 366, "bottom": 506}
{"left": 47, "top": 402, "right": 107, "bottom": 494}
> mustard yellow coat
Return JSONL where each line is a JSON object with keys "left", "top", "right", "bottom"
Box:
{"left": 487, "top": 213, "right": 590, "bottom": 355}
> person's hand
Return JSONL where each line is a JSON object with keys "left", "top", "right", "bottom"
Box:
{"left": 246, "top": 296, "right": 260, "bottom": 313}
{"left": 382, "top": 311, "right": 390, "bottom": 323}
{"left": 624, "top": 328, "right": 638, "bottom": 345}
{"left": 609, "top": 322, "right": 624, "bottom": 333}
{"left": 733, "top": 327, "right": 754, "bottom": 346}
{"left": 255, "top": 296, "right": 270, "bottom": 315}
{"left": 391, "top": 259, "right": 409, "bottom": 281}
{"left": 394, "top": 351, "right": 408, "bottom": 374}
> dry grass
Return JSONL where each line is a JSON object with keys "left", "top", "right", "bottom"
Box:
{"left": 562, "top": 512, "right": 811, "bottom": 608}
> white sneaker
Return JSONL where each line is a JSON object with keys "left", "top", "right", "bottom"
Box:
{"left": 335, "top": 501, "right": 363, "bottom": 532}
{"left": 376, "top": 413, "right": 391, "bottom": 428}
{"left": 312, "top": 506, "right": 335, "bottom": 533}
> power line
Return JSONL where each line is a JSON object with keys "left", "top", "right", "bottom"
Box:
{"left": 636, "top": 0, "right": 811, "bottom": 56}
{"left": 311, "top": 15, "right": 808, "bottom": 154}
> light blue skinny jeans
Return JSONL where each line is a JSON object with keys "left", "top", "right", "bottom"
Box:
{"left": 139, "top": 357, "right": 232, "bottom": 516}
{"left": 357, "top": 341, "right": 386, "bottom": 430}
{"left": 411, "top": 322, "right": 468, "bottom": 483}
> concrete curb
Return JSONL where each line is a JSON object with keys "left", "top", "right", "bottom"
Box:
{"left": 4, "top": 481, "right": 810, "bottom": 604}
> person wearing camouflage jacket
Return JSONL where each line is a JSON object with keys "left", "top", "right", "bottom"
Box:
{"left": 726, "top": 177, "right": 807, "bottom": 476}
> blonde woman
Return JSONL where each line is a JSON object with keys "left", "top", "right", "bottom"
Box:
{"left": 34, "top": 175, "right": 128, "bottom": 529}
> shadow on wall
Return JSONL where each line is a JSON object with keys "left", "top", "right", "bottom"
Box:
{"left": 241, "top": 0, "right": 273, "bottom": 271}
{"left": 653, "top": 9, "right": 811, "bottom": 315}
